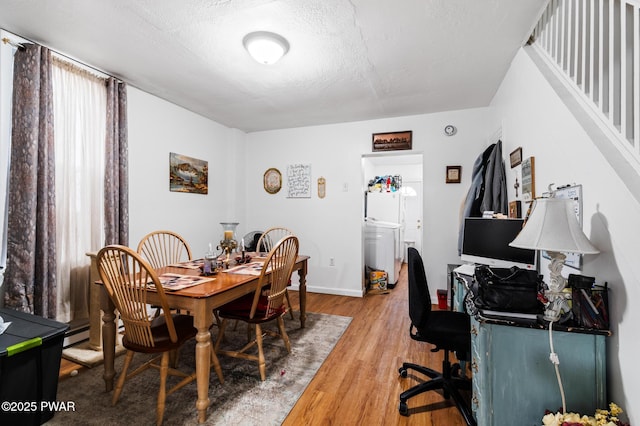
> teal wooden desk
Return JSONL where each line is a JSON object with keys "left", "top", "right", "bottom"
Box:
{"left": 470, "top": 317, "right": 607, "bottom": 425}
{"left": 453, "top": 270, "right": 609, "bottom": 425}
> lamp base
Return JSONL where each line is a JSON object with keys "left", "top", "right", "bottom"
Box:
{"left": 543, "top": 293, "right": 565, "bottom": 322}
{"left": 543, "top": 251, "right": 572, "bottom": 322}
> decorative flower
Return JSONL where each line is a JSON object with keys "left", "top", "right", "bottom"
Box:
{"left": 542, "top": 403, "right": 629, "bottom": 426}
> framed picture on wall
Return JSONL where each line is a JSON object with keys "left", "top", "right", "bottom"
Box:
{"left": 372, "top": 131, "right": 412, "bottom": 152}
{"left": 317, "top": 177, "right": 326, "bottom": 199}
{"left": 287, "top": 164, "right": 311, "bottom": 198}
{"left": 521, "top": 157, "right": 535, "bottom": 201}
{"left": 446, "top": 166, "right": 461, "bottom": 183}
{"left": 510, "top": 147, "right": 523, "bottom": 168}
{"left": 508, "top": 200, "right": 522, "bottom": 218}
{"left": 169, "top": 152, "right": 208, "bottom": 194}
{"left": 263, "top": 168, "right": 282, "bottom": 194}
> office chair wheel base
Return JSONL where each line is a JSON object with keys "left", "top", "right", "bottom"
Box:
{"left": 398, "top": 367, "right": 408, "bottom": 378}
{"left": 398, "top": 401, "right": 409, "bottom": 416}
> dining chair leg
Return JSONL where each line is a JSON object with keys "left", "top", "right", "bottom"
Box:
{"left": 214, "top": 319, "right": 227, "bottom": 352}
{"left": 278, "top": 316, "right": 291, "bottom": 352}
{"left": 112, "top": 351, "right": 134, "bottom": 405}
{"left": 169, "top": 348, "right": 179, "bottom": 368}
{"left": 255, "top": 324, "right": 266, "bottom": 381}
{"left": 213, "top": 310, "right": 222, "bottom": 328}
{"left": 210, "top": 345, "right": 224, "bottom": 384}
{"left": 285, "top": 290, "right": 295, "bottom": 320}
{"left": 156, "top": 352, "right": 169, "bottom": 426}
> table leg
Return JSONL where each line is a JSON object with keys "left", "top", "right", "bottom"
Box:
{"left": 100, "top": 290, "right": 116, "bottom": 392}
{"left": 298, "top": 261, "right": 307, "bottom": 328}
{"left": 193, "top": 306, "right": 213, "bottom": 423}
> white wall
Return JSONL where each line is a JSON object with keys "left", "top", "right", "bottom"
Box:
{"left": 491, "top": 46, "right": 639, "bottom": 423}
{"left": 242, "top": 109, "right": 499, "bottom": 297}
{"left": 127, "top": 86, "right": 246, "bottom": 257}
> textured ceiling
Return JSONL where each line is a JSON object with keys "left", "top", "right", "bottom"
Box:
{"left": 0, "top": 0, "right": 546, "bottom": 133}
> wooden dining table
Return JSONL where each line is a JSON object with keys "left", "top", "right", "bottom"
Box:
{"left": 99, "top": 254, "right": 309, "bottom": 424}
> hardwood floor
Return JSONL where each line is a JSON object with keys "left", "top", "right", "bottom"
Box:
{"left": 282, "top": 264, "right": 469, "bottom": 426}
{"left": 59, "top": 263, "right": 468, "bottom": 425}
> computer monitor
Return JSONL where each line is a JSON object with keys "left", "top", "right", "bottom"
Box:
{"left": 461, "top": 217, "right": 537, "bottom": 270}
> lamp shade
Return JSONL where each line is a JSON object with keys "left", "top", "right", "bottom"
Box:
{"left": 509, "top": 198, "right": 599, "bottom": 254}
{"left": 243, "top": 31, "right": 289, "bottom": 65}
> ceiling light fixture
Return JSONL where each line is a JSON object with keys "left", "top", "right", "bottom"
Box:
{"left": 243, "top": 31, "right": 289, "bottom": 65}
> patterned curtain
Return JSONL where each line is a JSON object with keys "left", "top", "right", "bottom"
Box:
{"left": 4, "top": 44, "right": 57, "bottom": 317}
{"left": 104, "top": 77, "right": 129, "bottom": 246}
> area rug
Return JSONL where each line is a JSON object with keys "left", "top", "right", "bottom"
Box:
{"left": 47, "top": 312, "right": 352, "bottom": 426}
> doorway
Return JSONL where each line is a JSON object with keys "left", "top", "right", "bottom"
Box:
{"left": 361, "top": 153, "right": 423, "bottom": 289}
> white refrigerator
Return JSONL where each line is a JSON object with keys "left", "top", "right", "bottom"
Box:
{"left": 364, "top": 192, "right": 405, "bottom": 286}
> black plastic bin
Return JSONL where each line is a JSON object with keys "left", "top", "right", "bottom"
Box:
{"left": 0, "top": 308, "right": 69, "bottom": 425}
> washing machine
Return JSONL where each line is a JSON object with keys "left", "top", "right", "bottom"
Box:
{"left": 364, "top": 219, "right": 401, "bottom": 286}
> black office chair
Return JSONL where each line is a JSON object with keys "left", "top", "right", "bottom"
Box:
{"left": 398, "top": 247, "right": 476, "bottom": 426}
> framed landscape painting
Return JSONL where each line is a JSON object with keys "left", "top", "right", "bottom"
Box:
{"left": 169, "top": 152, "right": 208, "bottom": 194}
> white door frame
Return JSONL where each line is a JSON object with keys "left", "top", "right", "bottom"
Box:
{"left": 361, "top": 153, "right": 423, "bottom": 292}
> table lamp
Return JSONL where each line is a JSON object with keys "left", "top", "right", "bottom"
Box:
{"left": 509, "top": 198, "right": 599, "bottom": 321}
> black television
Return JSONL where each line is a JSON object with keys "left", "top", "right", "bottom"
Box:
{"left": 461, "top": 217, "right": 537, "bottom": 270}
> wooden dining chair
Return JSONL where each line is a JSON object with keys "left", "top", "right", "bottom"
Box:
{"left": 137, "top": 230, "right": 197, "bottom": 319}
{"left": 96, "top": 245, "right": 198, "bottom": 426}
{"left": 256, "top": 227, "right": 296, "bottom": 320}
{"left": 137, "top": 230, "right": 193, "bottom": 269}
{"left": 137, "top": 230, "right": 225, "bottom": 376}
{"left": 255, "top": 227, "right": 294, "bottom": 253}
{"left": 214, "top": 235, "right": 299, "bottom": 381}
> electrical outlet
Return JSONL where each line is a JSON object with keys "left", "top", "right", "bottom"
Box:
{"left": 329, "top": 257, "right": 335, "bottom": 267}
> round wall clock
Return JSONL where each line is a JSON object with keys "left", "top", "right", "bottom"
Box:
{"left": 263, "top": 168, "right": 282, "bottom": 194}
{"left": 444, "top": 125, "right": 457, "bottom": 136}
